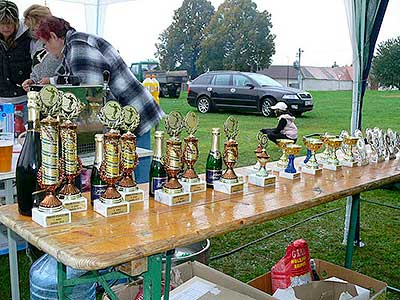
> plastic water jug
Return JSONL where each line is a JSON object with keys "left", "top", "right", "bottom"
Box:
{"left": 0, "top": 103, "right": 15, "bottom": 134}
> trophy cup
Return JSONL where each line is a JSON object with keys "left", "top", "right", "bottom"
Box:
{"left": 32, "top": 85, "right": 71, "bottom": 227}
{"left": 272, "top": 139, "right": 294, "bottom": 172}
{"left": 248, "top": 132, "right": 276, "bottom": 187}
{"left": 353, "top": 129, "right": 369, "bottom": 166}
{"left": 341, "top": 134, "right": 359, "bottom": 167}
{"left": 155, "top": 111, "right": 191, "bottom": 206}
{"left": 179, "top": 112, "right": 206, "bottom": 193}
{"left": 301, "top": 137, "right": 324, "bottom": 175}
{"left": 323, "top": 137, "right": 343, "bottom": 171}
{"left": 94, "top": 101, "right": 130, "bottom": 217}
{"left": 213, "top": 116, "right": 244, "bottom": 194}
{"left": 279, "top": 144, "right": 302, "bottom": 180}
{"left": 57, "top": 92, "right": 87, "bottom": 212}
{"left": 117, "top": 105, "right": 145, "bottom": 203}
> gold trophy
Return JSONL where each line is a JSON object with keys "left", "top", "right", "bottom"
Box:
{"left": 301, "top": 137, "right": 323, "bottom": 175}
{"left": 94, "top": 101, "right": 130, "bottom": 217}
{"left": 155, "top": 111, "right": 190, "bottom": 206}
{"left": 117, "top": 105, "right": 145, "bottom": 203}
{"left": 248, "top": 132, "right": 276, "bottom": 187}
{"left": 341, "top": 135, "right": 359, "bottom": 167}
{"left": 323, "top": 137, "right": 343, "bottom": 171}
{"left": 279, "top": 144, "right": 302, "bottom": 180}
{"left": 273, "top": 139, "right": 294, "bottom": 171}
{"left": 319, "top": 133, "right": 336, "bottom": 163}
{"left": 213, "top": 116, "right": 244, "bottom": 194}
{"left": 32, "top": 85, "right": 71, "bottom": 227}
{"left": 180, "top": 112, "right": 206, "bottom": 193}
{"left": 58, "top": 92, "right": 88, "bottom": 212}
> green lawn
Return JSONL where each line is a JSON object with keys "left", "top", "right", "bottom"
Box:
{"left": 0, "top": 90, "right": 399, "bottom": 299}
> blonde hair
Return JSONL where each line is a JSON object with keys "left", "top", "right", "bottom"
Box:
{"left": 23, "top": 4, "right": 52, "bottom": 31}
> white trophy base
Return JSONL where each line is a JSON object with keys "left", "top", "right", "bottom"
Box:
{"left": 341, "top": 160, "right": 358, "bottom": 168}
{"left": 118, "top": 188, "right": 145, "bottom": 203}
{"left": 323, "top": 164, "right": 342, "bottom": 171}
{"left": 247, "top": 173, "right": 276, "bottom": 187}
{"left": 271, "top": 163, "right": 286, "bottom": 173}
{"left": 301, "top": 167, "right": 322, "bottom": 175}
{"left": 154, "top": 189, "right": 191, "bottom": 206}
{"left": 179, "top": 179, "right": 207, "bottom": 193}
{"left": 213, "top": 180, "right": 244, "bottom": 194}
{"left": 32, "top": 208, "right": 71, "bottom": 227}
{"left": 93, "top": 199, "right": 130, "bottom": 217}
{"left": 59, "top": 194, "right": 87, "bottom": 212}
{"left": 279, "top": 171, "right": 301, "bottom": 180}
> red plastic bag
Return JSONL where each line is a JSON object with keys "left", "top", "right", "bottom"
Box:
{"left": 271, "top": 239, "right": 312, "bottom": 293}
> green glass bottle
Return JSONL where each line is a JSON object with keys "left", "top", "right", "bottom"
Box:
{"left": 206, "top": 128, "right": 222, "bottom": 187}
{"left": 90, "top": 134, "right": 107, "bottom": 205}
{"left": 149, "top": 131, "right": 167, "bottom": 197}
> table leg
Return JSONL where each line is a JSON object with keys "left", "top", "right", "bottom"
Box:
{"left": 345, "top": 193, "right": 360, "bottom": 269}
{"left": 143, "top": 254, "right": 163, "bottom": 300}
{"left": 164, "top": 250, "right": 174, "bottom": 300}
{"left": 8, "top": 228, "right": 20, "bottom": 300}
{"left": 5, "top": 179, "right": 13, "bottom": 205}
{"left": 57, "top": 262, "right": 67, "bottom": 300}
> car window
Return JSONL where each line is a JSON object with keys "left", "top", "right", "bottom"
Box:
{"left": 233, "top": 75, "right": 252, "bottom": 87}
{"left": 247, "top": 73, "right": 282, "bottom": 87}
{"left": 213, "top": 74, "right": 231, "bottom": 86}
{"left": 193, "top": 75, "right": 213, "bottom": 85}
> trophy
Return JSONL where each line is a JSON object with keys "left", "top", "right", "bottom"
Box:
{"left": 353, "top": 129, "right": 369, "bottom": 166}
{"left": 248, "top": 132, "right": 276, "bottom": 187}
{"left": 323, "top": 137, "right": 343, "bottom": 171}
{"left": 301, "top": 137, "right": 324, "bottom": 175}
{"left": 32, "top": 85, "right": 71, "bottom": 227}
{"left": 94, "top": 101, "right": 130, "bottom": 217}
{"left": 117, "top": 105, "right": 145, "bottom": 203}
{"left": 57, "top": 92, "right": 87, "bottom": 212}
{"left": 367, "top": 128, "right": 387, "bottom": 162}
{"left": 272, "top": 139, "right": 294, "bottom": 172}
{"left": 340, "top": 132, "right": 359, "bottom": 167}
{"left": 385, "top": 128, "right": 397, "bottom": 160}
{"left": 319, "top": 133, "right": 336, "bottom": 163}
{"left": 213, "top": 116, "right": 244, "bottom": 194}
{"left": 279, "top": 144, "right": 302, "bottom": 180}
{"left": 179, "top": 112, "right": 206, "bottom": 193}
{"left": 155, "top": 111, "right": 190, "bottom": 206}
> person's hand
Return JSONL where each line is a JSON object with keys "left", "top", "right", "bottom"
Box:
{"left": 38, "top": 77, "right": 50, "bottom": 85}
{"left": 22, "top": 79, "right": 33, "bottom": 92}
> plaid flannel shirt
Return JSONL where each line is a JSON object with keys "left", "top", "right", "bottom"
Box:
{"left": 59, "top": 30, "right": 164, "bottom": 135}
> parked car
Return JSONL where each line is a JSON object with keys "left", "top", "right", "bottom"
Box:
{"left": 187, "top": 71, "right": 313, "bottom": 117}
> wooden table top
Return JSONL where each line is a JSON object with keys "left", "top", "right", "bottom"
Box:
{"left": 0, "top": 159, "right": 399, "bottom": 270}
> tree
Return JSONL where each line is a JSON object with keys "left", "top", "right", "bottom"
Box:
{"left": 155, "top": 0, "right": 215, "bottom": 78}
{"left": 197, "top": 0, "right": 275, "bottom": 73}
{"left": 372, "top": 36, "right": 400, "bottom": 89}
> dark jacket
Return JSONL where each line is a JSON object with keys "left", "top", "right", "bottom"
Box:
{"left": 0, "top": 25, "right": 32, "bottom": 99}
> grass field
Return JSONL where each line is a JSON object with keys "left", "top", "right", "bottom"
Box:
{"left": 0, "top": 90, "right": 399, "bottom": 299}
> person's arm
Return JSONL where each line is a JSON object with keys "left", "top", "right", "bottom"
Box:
{"left": 273, "top": 118, "right": 287, "bottom": 134}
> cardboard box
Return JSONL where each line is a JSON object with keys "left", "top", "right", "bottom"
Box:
{"left": 248, "top": 259, "right": 386, "bottom": 300}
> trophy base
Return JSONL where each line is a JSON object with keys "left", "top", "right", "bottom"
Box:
{"left": 323, "top": 164, "right": 342, "bottom": 171}
{"left": 213, "top": 180, "right": 244, "bottom": 194}
{"left": 279, "top": 171, "right": 301, "bottom": 180}
{"left": 58, "top": 193, "right": 88, "bottom": 212}
{"left": 179, "top": 179, "right": 207, "bottom": 193}
{"left": 301, "top": 167, "right": 322, "bottom": 176}
{"left": 271, "top": 163, "right": 286, "bottom": 173}
{"left": 93, "top": 199, "right": 130, "bottom": 217}
{"left": 154, "top": 189, "right": 191, "bottom": 206}
{"left": 32, "top": 207, "right": 71, "bottom": 228}
{"left": 247, "top": 174, "right": 276, "bottom": 187}
{"left": 117, "top": 186, "right": 145, "bottom": 203}
{"left": 341, "top": 160, "right": 358, "bottom": 168}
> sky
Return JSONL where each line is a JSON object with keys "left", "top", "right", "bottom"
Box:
{"left": 17, "top": 0, "right": 400, "bottom": 68}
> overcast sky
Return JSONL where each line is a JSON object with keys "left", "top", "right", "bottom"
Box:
{"left": 17, "top": 0, "right": 400, "bottom": 68}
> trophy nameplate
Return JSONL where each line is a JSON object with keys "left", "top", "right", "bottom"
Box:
{"left": 154, "top": 189, "right": 191, "bottom": 206}
{"left": 93, "top": 199, "right": 130, "bottom": 217}
{"left": 32, "top": 207, "right": 72, "bottom": 228}
{"left": 279, "top": 144, "right": 302, "bottom": 180}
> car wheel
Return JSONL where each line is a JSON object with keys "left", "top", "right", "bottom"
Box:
{"left": 261, "top": 98, "right": 275, "bottom": 117}
{"left": 197, "top": 97, "right": 212, "bottom": 113}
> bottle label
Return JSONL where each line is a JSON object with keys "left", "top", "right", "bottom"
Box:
{"left": 151, "top": 177, "right": 167, "bottom": 194}
{"left": 206, "top": 169, "right": 222, "bottom": 184}
{"left": 91, "top": 184, "right": 107, "bottom": 201}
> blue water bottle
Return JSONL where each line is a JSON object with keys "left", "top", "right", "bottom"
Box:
{"left": 0, "top": 103, "right": 15, "bottom": 134}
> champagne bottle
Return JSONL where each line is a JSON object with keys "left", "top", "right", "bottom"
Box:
{"left": 206, "top": 128, "right": 223, "bottom": 187}
{"left": 149, "top": 131, "right": 167, "bottom": 197}
{"left": 16, "top": 99, "right": 41, "bottom": 216}
{"left": 90, "top": 134, "right": 107, "bottom": 205}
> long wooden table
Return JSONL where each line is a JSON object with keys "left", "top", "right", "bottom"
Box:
{"left": 1, "top": 159, "right": 399, "bottom": 299}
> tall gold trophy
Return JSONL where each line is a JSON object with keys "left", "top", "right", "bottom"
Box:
{"left": 180, "top": 112, "right": 206, "bottom": 193}
{"left": 213, "top": 116, "right": 244, "bottom": 194}
{"left": 248, "top": 132, "right": 276, "bottom": 187}
{"left": 155, "top": 111, "right": 191, "bottom": 206}
{"left": 340, "top": 131, "right": 359, "bottom": 167}
{"left": 32, "top": 85, "right": 71, "bottom": 227}
{"left": 279, "top": 144, "right": 302, "bottom": 180}
{"left": 319, "top": 133, "right": 336, "bottom": 163}
{"left": 94, "top": 101, "right": 130, "bottom": 217}
{"left": 272, "top": 139, "right": 294, "bottom": 172}
{"left": 58, "top": 92, "right": 88, "bottom": 212}
{"left": 301, "top": 137, "right": 323, "bottom": 175}
{"left": 323, "top": 137, "right": 343, "bottom": 171}
{"left": 117, "top": 105, "right": 145, "bottom": 203}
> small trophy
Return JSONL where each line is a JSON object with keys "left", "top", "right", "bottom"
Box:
{"left": 272, "top": 139, "right": 294, "bottom": 172}
{"left": 341, "top": 133, "right": 359, "bottom": 167}
{"left": 94, "top": 101, "right": 130, "bottom": 217}
{"left": 301, "top": 137, "right": 324, "bottom": 175}
{"left": 353, "top": 129, "right": 369, "bottom": 166}
{"left": 366, "top": 128, "right": 386, "bottom": 162}
{"left": 155, "top": 111, "right": 190, "bottom": 206}
{"left": 279, "top": 144, "right": 302, "bottom": 180}
{"left": 248, "top": 132, "right": 276, "bottom": 187}
{"left": 319, "top": 133, "right": 336, "bottom": 163}
{"left": 32, "top": 85, "right": 71, "bottom": 227}
{"left": 57, "top": 92, "right": 88, "bottom": 212}
{"left": 117, "top": 105, "right": 145, "bottom": 203}
{"left": 385, "top": 128, "right": 397, "bottom": 160}
{"left": 179, "top": 112, "right": 206, "bottom": 193}
{"left": 323, "top": 137, "right": 343, "bottom": 171}
{"left": 213, "top": 116, "right": 244, "bottom": 194}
